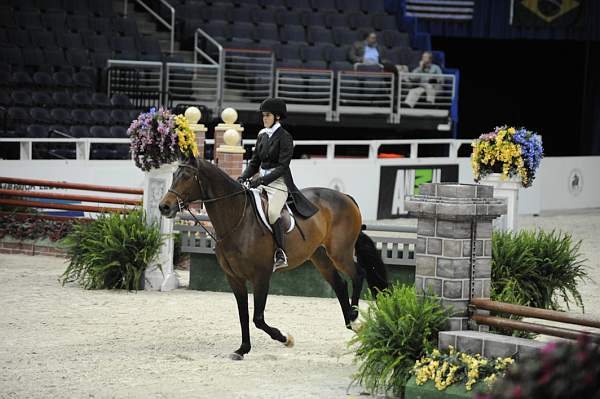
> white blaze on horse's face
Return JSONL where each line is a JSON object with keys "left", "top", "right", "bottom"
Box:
{"left": 158, "top": 163, "right": 197, "bottom": 218}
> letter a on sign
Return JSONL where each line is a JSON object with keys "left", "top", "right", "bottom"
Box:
{"left": 392, "top": 169, "right": 415, "bottom": 215}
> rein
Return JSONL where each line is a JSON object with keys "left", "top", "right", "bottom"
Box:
{"left": 169, "top": 164, "right": 248, "bottom": 244}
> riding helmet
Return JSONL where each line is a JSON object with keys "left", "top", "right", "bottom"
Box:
{"left": 259, "top": 97, "right": 287, "bottom": 119}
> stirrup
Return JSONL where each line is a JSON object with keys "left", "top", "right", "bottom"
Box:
{"left": 273, "top": 249, "right": 288, "bottom": 271}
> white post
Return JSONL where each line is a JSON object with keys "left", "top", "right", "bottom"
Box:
{"left": 143, "top": 162, "right": 178, "bottom": 291}
{"left": 481, "top": 173, "right": 520, "bottom": 232}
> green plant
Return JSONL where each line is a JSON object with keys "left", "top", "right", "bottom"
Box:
{"left": 492, "top": 229, "right": 588, "bottom": 311}
{"left": 413, "top": 346, "right": 513, "bottom": 392}
{"left": 476, "top": 335, "right": 600, "bottom": 399}
{"left": 60, "top": 209, "right": 162, "bottom": 290}
{"left": 350, "top": 284, "right": 450, "bottom": 397}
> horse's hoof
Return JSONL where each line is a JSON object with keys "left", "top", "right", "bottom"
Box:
{"left": 350, "top": 319, "right": 363, "bottom": 333}
{"left": 284, "top": 333, "right": 294, "bottom": 348}
{"left": 229, "top": 353, "right": 244, "bottom": 361}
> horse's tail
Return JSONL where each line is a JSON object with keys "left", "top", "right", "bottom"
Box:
{"left": 355, "top": 230, "right": 389, "bottom": 293}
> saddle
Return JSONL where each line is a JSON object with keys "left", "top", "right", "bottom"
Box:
{"left": 249, "top": 188, "right": 295, "bottom": 234}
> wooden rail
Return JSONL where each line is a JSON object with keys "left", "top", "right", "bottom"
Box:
{"left": 0, "top": 177, "right": 143, "bottom": 195}
{"left": 0, "top": 199, "right": 132, "bottom": 214}
{"left": 470, "top": 298, "right": 600, "bottom": 329}
{"left": 0, "top": 176, "right": 142, "bottom": 215}
{"left": 470, "top": 298, "right": 600, "bottom": 340}
{"left": 471, "top": 315, "right": 600, "bottom": 341}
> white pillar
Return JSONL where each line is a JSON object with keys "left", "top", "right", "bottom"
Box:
{"left": 481, "top": 173, "right": 520, "bottom": 232}
{"left": 143, "top": 162, "right": 178, "bottom": 291}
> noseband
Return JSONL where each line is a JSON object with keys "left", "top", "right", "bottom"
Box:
{"left": 168, "top": 163, "right": 248, "bottom": 243}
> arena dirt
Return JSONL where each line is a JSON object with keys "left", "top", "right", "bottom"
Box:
{"left": 1, "top": 210, "right": 599, "bottom": 398}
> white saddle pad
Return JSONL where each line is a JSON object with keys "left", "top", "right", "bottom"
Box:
{"left": 249, "top": 188, "right": 295, "bottom": 234}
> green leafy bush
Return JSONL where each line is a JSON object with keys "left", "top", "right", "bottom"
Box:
{"left": 491, "top": 229, "right": 588, "bottom": 337}
{"left": 60, "top": 210, "right": 162, "bottom": 290}
{"left": 477, "top": 335, "right": 600, "bottom": 399}
{"left": 350, "top": 284, "right": 450, "bottom": 397}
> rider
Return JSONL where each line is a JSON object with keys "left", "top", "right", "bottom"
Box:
{"left": 238, "top": 98, "right": 318, "bottom": 271}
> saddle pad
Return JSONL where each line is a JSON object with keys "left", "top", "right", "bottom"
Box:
{"left": 250, "top": 188, "right": 295, "bottom": 234}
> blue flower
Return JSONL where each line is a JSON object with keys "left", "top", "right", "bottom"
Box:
{"left": 149, "top": 107, "right": 156, "bottom": 114}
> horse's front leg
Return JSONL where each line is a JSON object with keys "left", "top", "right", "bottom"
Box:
{"left": 225, "top": 274, "right": 251, "bottom": 360}
{"left": 252, "top": 272, "right": 294, "bottom": 347}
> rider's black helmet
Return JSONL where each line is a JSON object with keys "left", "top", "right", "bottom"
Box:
{"left": 259, "top": 97, "right": 287, "bottom": 119}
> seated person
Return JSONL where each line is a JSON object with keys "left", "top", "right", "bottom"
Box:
{"left": 349, "top": 32, "right": 388, "bottom": 68}
{"left": 404, "top": 51, "right": 442, "bottom": 108}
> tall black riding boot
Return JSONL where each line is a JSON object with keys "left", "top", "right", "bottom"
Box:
{"left": 271, "top": 218, "right": 288, "bottom": 271}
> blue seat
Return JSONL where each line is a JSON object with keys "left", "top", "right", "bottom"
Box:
{"left": 332, "top": 28, "right": 360, "bottom": 46}
{"left": 280, "top": 25, "right": 305, "bottom": 44}
{"left": 307, "top": 27, "right": 333, "bottom": 45}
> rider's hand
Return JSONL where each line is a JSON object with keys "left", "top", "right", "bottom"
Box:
{"left": 236, "top": 176, "right": 246, "bottom": 184}
{"left": 249, "top": 176, "right": 263, "bottom": 188}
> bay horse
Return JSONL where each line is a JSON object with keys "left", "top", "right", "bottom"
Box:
{"left": 158, "top": 156, "right": 388, "bottom": 360}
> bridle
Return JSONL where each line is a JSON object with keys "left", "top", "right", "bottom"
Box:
{"left": 168, "top": 163, "right": 248, "bottom": 243}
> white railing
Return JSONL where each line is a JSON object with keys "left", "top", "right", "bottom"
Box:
{"left": 0, "top": 138, "right": 472, "bottom": 161}
{"left": 107, "top": 59, "right": 163, "bottom": 107}
{"left": 335, "top": 71, "right": 396, "bottom": 123}
{"left": 124, "top": 0, "right": 175, "bottom": 54}
{"left": 222, "top": 49, "right": 274, "bottom": 111}
{"left": 275, "top": 68, "right": 335, "bottom": 120}
{"left": 397, "top": 72, "right": 456, "bottom": 120}
{"left": 165, "top": 62, "right": 220, "bottom": 112}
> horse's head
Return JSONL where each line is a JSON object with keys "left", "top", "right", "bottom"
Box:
{"left": 159, "top": 157, "right": 203, "bottom": 218}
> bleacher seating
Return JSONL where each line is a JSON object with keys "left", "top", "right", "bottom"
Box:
{"left": 166, "top": 0, "right": 429, "bottom": 70}
{"left": 0, "top": 0, "right": 165, "bottom": 158}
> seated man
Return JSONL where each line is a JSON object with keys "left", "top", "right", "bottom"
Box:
{"left": 404, "top": 51, "right": 442, "bottom": 108}
{"left": 349, "top": 32, "right": 388, "bottom": 68}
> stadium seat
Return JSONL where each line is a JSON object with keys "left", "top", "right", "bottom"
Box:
{"left": 109, "top": 125, "right": 128, "bottom": 138}
{"left": 110, "top": 109, "right": 132, "bottom": 125}
{"left": 110, "top": 93, "right": 133, "bottom": 108}
{"left": 90, "top": 125, "right": 110, "bottom": 138}
{"left": 280, "top": 25, "right": 306, "bottom": 44}
{"left": 71, "top": 108, "right": 93, "bottom": 125}
{"left": 11, "top": 91, "right": 33, "bottom": 107}
{"left": 8, "top": 29, "right": 32, "bottom": 47}
{"left": 312, "top": 0, "right": 336, "bottom": 11}
{"left": 302, "top": 12, "right": 326, "bottom": 28}
{"left": 31, "top": 30, "right": 58, "bottom": 49}
{"left": 91, "top": 109, "right": 110, "bottom": 125}
{"left": 11, "top": 71, "right": 33, "bottom": 87}
{"left": 91, "top": 92, "right": 111, "bottom": 108}
{"left": 286, "top": 0, "right": 311, "bottom": 10}
{"left": 32, "top": 72, "right": 54, "bottom": 88}
{"left": 30, "top": 107, "right": 53, "bottom": 124}
{"left": 31, "top": 91, "right": 55, "bottom": 107}
{"left": 27, "top": 124, "right": 49, "bottom": 138}
{"left": 52, "top": 91, "right": 73, "bottom": 107}
{"left": 50, "top": 108, "right": 72, "bottom": 124}
{"left": 69, "top": 124, "right": 89, "bottom": 138}
{"left": 307, "top": 27, "right": 333, "bottom": 45}
{"left": 72, "top": 92, "right": 93, "bottom": 108}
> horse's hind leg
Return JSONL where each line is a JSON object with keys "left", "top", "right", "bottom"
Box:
{"left": 225, "top": 274, "right": 251, "bottom": 360}
{"left": 311, "top": 247, "right": 353, "bottom": 328}
{"left": 251, "top": 272, "right": 293, "bottom": 346}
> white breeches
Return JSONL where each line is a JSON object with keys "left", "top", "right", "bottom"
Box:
{"left": 261, "top": 177, "right": 288, "bottom": 225}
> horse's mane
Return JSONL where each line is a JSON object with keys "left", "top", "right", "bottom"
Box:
{"left": 194, "top": 157, "right": 242, "bottom": 191}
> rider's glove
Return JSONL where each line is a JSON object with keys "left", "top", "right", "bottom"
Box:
{"left": 249, "top": 175, "right": 263, "bottom": 188}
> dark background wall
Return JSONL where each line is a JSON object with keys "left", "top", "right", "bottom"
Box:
{"left": 432, "top": 37, "right": 597, "bottom": 156}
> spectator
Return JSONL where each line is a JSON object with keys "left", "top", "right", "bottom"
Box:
{"left": 404, "top": 51, "right": 442, "bottom": 108}
{"left": 348, "top": 32, "right": 388, "bottom": 67}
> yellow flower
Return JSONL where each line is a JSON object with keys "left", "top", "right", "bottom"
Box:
{"left": 508, "top": 127, "right": 515, "bottom": 134}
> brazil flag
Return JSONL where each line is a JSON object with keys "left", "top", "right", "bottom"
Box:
{"left": 512, "top": 0, "right": 585, "bottom": 27}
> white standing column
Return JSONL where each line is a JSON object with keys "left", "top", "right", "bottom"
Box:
{"left": 143, "top": 162, "right": 178, "bottom": 291}
{"left": 480, "top": 174, "right": 520, "bottom": 232}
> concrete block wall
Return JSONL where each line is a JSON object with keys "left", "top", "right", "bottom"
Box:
{"left": 406, "top": 183, "right": 507, "bottom": 332}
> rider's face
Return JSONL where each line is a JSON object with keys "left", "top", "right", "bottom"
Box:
{"left": 262, "top": 112, "right": 275, "bottom": 128}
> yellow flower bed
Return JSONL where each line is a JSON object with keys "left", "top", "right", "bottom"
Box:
{"left": 174, "top": 114, "right": 199, "bottom": 158}
{"left": 413, "top": 346, "right": 513, "bottom": 392}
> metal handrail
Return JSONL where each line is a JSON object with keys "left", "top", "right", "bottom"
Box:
{"left": 194, "top": 28, "right": 224, "bottom": 110}
{"left": 124, "top": 0, "right": 175, "bottom": 54}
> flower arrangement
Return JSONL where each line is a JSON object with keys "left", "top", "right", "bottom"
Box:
{"left": 471, "top": 126, "right": 543, "bottom": 187}
{"left": 128, "top": 107, "right": 198, "bottom": 172}
{"left": 413, "top": 346, "right": 514, "bottom": 392}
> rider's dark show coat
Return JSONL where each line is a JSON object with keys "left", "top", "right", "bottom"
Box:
{"left": 241, "top": 126, "right": 318, "bottom": 218}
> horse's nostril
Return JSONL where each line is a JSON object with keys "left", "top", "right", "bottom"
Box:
{"left": 159, "top": 203, "right": 169, "bottom": 214}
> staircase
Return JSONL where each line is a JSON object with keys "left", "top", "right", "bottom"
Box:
{"left": 112, "top": 0, "right": 195, "bottom": 63}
